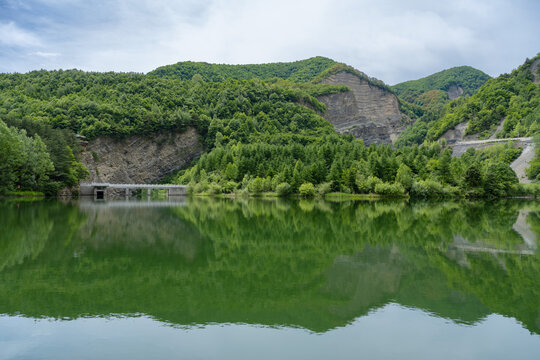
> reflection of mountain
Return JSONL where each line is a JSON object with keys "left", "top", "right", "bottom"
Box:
{"left": 322, "top": 246, "right": 490, "bottom": 324}
{"left": 0, "top": 199, "right": 538, "bottom": 334}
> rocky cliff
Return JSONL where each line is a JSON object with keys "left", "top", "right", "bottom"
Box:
{"left": 80, "top": 127, "right": 203, "bottom": 184}
{"left": 447, "top": 84, "right": 464, "bottom": 100}
{"left": 317, "top": 72, "right": 405, "bottom": 145}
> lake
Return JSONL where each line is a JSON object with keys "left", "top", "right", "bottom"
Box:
{"left": 1, "top": 197, "right": 539, "bottom": 359}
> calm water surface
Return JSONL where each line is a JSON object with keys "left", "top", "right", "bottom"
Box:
{"left": 0, "top": 198, "right": 539, "bottom": 359}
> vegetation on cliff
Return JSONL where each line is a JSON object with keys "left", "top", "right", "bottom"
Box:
{"left": 427, "top": 55, "right": 540, "bottom": 140}
{"left": 0, "top": 69, "right": 346, "bottom": 140}
{"left": 150, "top": 56, "right": 393, "bottom": 92}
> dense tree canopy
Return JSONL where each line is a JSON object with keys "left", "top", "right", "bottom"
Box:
{"left": 1, "top": 55, "right": 537, "bottom": 196}
{"left": 149, "top": 56, "right": 339, "bottom": 83}
{"left": 392, "top": 66, "right": 491, "bottom": 103}
{"left": 424, "top": 54, "right": 540, "bottom": 141}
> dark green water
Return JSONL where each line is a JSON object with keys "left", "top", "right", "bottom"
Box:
{"left": 1, "top": 198, "right": 540, "bottom": 359}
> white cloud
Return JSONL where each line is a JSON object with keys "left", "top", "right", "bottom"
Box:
{"left": 0, "top": 21, "right": 41, "bottom": 47}
{"left": 32, "top": 51, "right": 60, "bottom": 57}
{"left": 0, "top": 0, "right": 539, "bottom": 82}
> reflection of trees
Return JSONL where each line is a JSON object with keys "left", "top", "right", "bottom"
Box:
{"left": 0, "top": 198, "right": 538, "bottom": 334}
{"left": 0, "top": 201, "right": 87, "bottom": 272}
{"left": 76, "top": 206, "right": 207, "bottom": 262}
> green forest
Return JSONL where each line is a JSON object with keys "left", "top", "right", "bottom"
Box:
{"left": 391, "top": 66, "right": 491, "bottom": 103}
{"left": 0, "top": 55, "right": 538, "bottom": 196}
{"left": 149, "top": 56, "right": 339, "bottom": 82}
{"left": 398, "top": 54, "right": 540, "bottom": 147}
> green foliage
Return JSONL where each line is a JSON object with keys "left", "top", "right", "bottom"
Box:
{"left": 276, "top": 182, "right": 291, "bottom": 197}
{"left": 247, "top": 177, "right": 264, "bottom": 195}
{"left": 395, "top": 164, "right": 414, "bottom": 191}
{"left": 526, "top": 136, "right": 540, "bottom": 180}
{"left": 394, "top": 91, "right": 450, "bottom": 147}
{"left": 299, "top": 182, "right": 316, "bottom": 197}
{"left": 374, "top": 182, "right": 405, "bottom": 197}
{"left": 410, "top": 179, "right": 448, "bottom": 198}
{"left": 392, "top": 66, "right": 491, "bottom": 103}
{"left": 149, "top": 56, "right": 339, "bottom": 83}
{"left": 316, "top": 182, "right": 332, "bottom": 196}
{"left": 179, "top": 132, "right": 525, "bottom": 198}
{"left": 0, "top": 69, "right": 332, "bottom": 141}
{"left": 463, "top": 164, "right": 483, "bottom": 188}
{"left": 484, "top": 163, "right": 519, "bottom": 197}
{"left": 0, "top": 119, "right": 56, "bottom": 194}
{"left": 1, "top": 58, "right": 532, "bottom": 198}
{"left": 424, "top": 54, "right": 540, "bottom": 141}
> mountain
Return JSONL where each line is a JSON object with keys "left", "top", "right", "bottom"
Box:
{"left": 1, "top": 57, "right": 537, "bottom": 196}
{"left": 426, "top": 54, "right": 540, "bottom": 141}
{"left": 395, "top": 55, "right": 540, "bottom": 148}
{"left": 392, "top": 66, "right": 491, "bottom": 103}
{"left": 150, "top": 57, "right": 408, "bottom": 145}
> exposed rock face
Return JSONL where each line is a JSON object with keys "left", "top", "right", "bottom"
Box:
{"left": 317, "top": 72, "right": 405, "bottom": 145}
{"left": 80, "top": 127, "right": 203, "bottom": 184}
{"left": 532, "top": 58, "right": 540, "bottom": 84}
{"left": 447, "top": 85, "right": 464, "bottom": 100}
{"left": 441, "top": 122, "right": 468, "bottom": 143}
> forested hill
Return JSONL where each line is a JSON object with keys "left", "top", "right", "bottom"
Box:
{"left": 396, "top": 54, "right": 540, "bottom": 147}
{"left": 391, "top": 66, "right": 491, "bottom": 103}
{"left": 149, "top": 56, "right": 338, "bottom": 82}
{"left": 0, "top": 68, "right": 343, "bottom": 195}
{"left": 148, "top": 56, "right": 392, "bottom": 91}
{"left": 425, "top": 54, "right": 540, "bottom": 141}
{"left": 1, "top": 56, "right": 539, "bottom": 197}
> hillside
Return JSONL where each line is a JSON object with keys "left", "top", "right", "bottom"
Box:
{"left": 392, "top": 66, "right": 491, "bottom": 103}
{"left": 149, "top": 56, "right": 339, "bottom": 82}
{"left": 396, "top": 55, "right": 540, "bottom": 148}
{"left": 0, "top": 69, "right": 341, "bottom": 194}
{"left": 1, "top": 58, "right": 537, "bottom": 196}
{"left": 426, "top": 54, "right": 540, "bottom": 141}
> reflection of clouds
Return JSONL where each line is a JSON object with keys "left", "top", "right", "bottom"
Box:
{"left": 0, "top": 316, "right": 53, "bottom": 360}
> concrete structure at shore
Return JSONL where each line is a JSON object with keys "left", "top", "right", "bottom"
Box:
{"left": 80, "top": 183, "right": 187, "bottom": 200}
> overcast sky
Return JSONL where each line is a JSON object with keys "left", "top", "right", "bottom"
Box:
{"left": 0, "top": 0, "right": 539, "bottom": 84}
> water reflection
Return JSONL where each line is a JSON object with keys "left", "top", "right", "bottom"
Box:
{"left": 0, "top": 198, "right": 539, "bottom": 335}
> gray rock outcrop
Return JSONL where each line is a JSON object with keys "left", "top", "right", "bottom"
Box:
{"left": 317, "top": 72, "right": 405, "bottom": 145}
{"left": 447, "top": 84, "right": 464, "bottom": 100}
{"left": 80, "top": 127, "right": 203, "bottom": 184}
